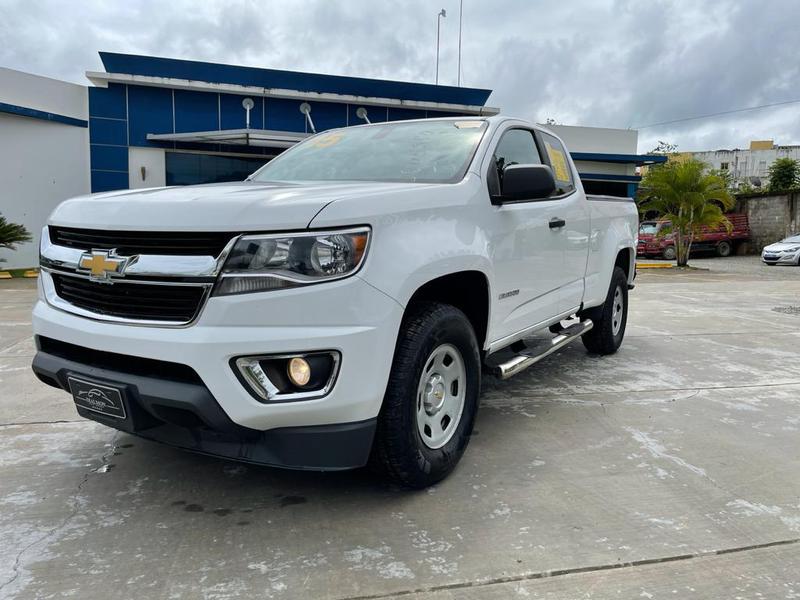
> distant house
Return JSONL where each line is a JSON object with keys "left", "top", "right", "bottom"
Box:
{"left": 689, "top": 140, "right": 800, "bottom": 190}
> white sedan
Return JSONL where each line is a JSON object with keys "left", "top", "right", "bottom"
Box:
{"left": 762, "top": 234, "right": 800, "bottom": 266}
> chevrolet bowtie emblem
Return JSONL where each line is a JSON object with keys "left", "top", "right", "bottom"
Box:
{"left": 78, "top": 249, "right": 130, "bottom": 282}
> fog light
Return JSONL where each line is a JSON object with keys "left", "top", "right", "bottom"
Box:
{"left": 287, "top": 357, "right": 311, "bottom": 387}
{"left": 232, "top": 351, "right": 340, "bottom": 402}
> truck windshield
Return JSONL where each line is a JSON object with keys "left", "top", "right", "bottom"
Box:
{"left": 250, "top": 120, "right": 488, "bottom": 184}
{"left": 639, "top": 223, "right": 658, "bottom": 235}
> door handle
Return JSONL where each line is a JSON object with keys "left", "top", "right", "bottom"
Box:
{"left": 549, "top": 218, "right": 566, "bottom": 229}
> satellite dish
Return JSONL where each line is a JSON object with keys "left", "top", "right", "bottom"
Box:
{"left": 355, "top": 107, "right": 371, "bottom": 124}
{"left": 299, "top": 102, "right": 311, "bottom": 115}
{"left": 242, "top": 98, "right": 255, "bottom": 110}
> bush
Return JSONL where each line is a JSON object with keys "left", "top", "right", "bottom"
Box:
{"left": 768, "top": 158, "right": 799, "bottom": 192}
{"left": 0, "top": 214, "right": 32, "bottom": 264}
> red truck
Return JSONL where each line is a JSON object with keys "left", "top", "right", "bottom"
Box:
{"left": 637, "top": 214, "right": 750, "bottom": 260}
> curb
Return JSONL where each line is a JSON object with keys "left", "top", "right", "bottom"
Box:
{"left": 0, "top": 269, "right": 39, "bottom": 279}
{"left": 636, "top": 263, "right": 674, "bottom": 269}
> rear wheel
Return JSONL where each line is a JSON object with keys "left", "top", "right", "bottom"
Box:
{"left": 717, "top": 241, "right": 732, "bottom": 257}
{"left": 581, "top": 267, "right": 628, "bottom": 355}
{"left": 662, "top": 246, "right": 676, "bottom": 260}
{"left": 371, "top": 302, "right": 481, "bottom": 488}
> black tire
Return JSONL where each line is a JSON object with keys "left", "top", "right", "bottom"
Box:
{"left": 370, "top": 302, "right": 481, "bottom": 489}
{"left": 717, "top": 241, "right": 732, "bottom": 257}
{"left": 580, "top": 267, "right": 629, "bottom": 355}
{"left": 662, "top": 246, "right": 676, "bottom": 260}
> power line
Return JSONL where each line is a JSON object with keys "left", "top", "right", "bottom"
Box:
{"left": 634, "top": 98, "right": 800, "bottom": 129}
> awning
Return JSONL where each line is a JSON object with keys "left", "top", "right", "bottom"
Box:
{"left": 147, "top": 128, "right": 310, "bottom": 148}
{"left": 570, "top": 152, "right": 667, "bottom": 166}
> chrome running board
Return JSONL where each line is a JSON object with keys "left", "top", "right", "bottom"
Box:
{"left": 493, "top": 319, "right": 593, "bottom": 380}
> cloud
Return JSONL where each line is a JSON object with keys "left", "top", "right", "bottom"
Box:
{"left": 0, "top": 0, "right": 797, "bottom": 152}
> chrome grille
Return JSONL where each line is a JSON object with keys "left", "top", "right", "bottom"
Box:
{"left": 40, "top": 227, "right": 236, "bottom": 326}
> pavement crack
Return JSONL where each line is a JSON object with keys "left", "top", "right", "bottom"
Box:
{"left": 508, "top": 380, "right": 800, "bottom": 402}
{"left": 0, "top": 431, "right": 119, "bottom": 595}
{"left": 336, "top": 538, "right": 800, "bottom": 600}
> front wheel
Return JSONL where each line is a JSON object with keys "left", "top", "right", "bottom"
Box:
{"left": 717, "top": 241, "right": 732, "bottom": 257}
{"left": 662, "top": 246, "right": 676, "bottom": 260}
{"left": 581, "top": 266, "right": 629, "bottom": 355}
{"left": 370, "top": 302, "right": 481, "bottom": 488}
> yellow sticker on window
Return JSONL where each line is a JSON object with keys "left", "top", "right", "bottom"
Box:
{"left": 545, "top": 141, "right": 570, "bottom": 182}
{"left": 312, "top": 133, "right": 343, "bottom": 148}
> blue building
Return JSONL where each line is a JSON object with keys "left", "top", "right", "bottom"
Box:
{"left": 1, "top": 52, "right": 663, "bottom": 268}
{"left": 86, "top": 52, "right": 498, "bottom": 192}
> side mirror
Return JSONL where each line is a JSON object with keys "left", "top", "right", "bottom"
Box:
{"left": 496, "top": 164, "right": 556, "bottom": 203}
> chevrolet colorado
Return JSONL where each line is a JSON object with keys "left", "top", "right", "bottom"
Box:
{"left": 32, "top": 116, "right": 637, "bottom": 488}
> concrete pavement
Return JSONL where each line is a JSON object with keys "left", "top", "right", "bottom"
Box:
{"left": 1, "top": 260, "right": 799, "bottom": 599}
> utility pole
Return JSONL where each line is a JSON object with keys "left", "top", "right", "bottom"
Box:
{"left": 457, "top": 0, "right": 463, "bottom": 86}
{"left": 436, "top": 8, "right": 446, "bottom": 84}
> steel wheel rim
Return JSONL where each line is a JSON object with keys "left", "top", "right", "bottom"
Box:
{"left": 611, "top": 285, "right": 624, "bottom": 336}
{"left": 416, "top": 343, "right": 466, "bottom": 449}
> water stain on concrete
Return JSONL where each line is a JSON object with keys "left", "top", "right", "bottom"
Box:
{"left": 279, "top": 495, "right": 307, "bottom": 508}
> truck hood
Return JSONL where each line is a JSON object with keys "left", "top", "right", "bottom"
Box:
{"left": 49, "top": 181, "right": 432, "bottom": 231}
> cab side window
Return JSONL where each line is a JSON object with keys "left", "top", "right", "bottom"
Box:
{"left": 539, "top": 132, "right": 575, "bottom": 195}
{"left": 489, "top": 129, "right": 541, "bottom": 196}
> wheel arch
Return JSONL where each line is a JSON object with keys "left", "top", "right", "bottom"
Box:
{"left": 404, "top": 271, "right": 491, "bottom": 350}
{"left": 614, "top": 246, "right": 634, "bottom": 283}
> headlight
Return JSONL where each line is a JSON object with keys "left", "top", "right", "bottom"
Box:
{"left": 783, "top": 246, "right": 800, "bottom": 253}
{"left": 214, "top": 227, "right": 369, "bottom": 296}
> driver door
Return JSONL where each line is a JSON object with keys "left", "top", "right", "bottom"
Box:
{"left": 483, "top": 127, "right": 566, "bottom": 346}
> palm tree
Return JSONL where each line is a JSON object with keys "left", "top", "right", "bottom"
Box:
{"left": 0, "top": 213, "right": 32, "bottom": 264}
{"left": 639, "top": 158, "right": 733, "bottom": 267}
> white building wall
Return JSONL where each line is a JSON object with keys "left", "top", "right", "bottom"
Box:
{"left": 129, "top": 147, "right": 166, "bottom": 189}
{"left": 691, "top": 146, "right": 800, "bottom": 187}
{"left": 0, "top": 67, "right": 88, "bottom": 121}
{"left": 545, "top": 124, "right": 638, "bottom": 155}
{"left": 0, "top": 68, "right": 90, "bottom": 269}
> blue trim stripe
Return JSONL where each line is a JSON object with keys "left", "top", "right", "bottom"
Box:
{"left": 0, "top": 102, "right": 88, "bottom": 128}
{"left": 99, "top": 52, "right": 492, "bottom": 107}
{"left": 571, "top": 152, "right": 667, "bottom": 165}
{"left": 579, "top": 172, "right": 642, "bottom": 182}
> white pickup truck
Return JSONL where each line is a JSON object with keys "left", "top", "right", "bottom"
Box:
{"left": 33, "top": 116, "right": 637, "bottom": 488}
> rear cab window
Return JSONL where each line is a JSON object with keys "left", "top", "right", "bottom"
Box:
{"left": 538, "top": 131, "right": 575, "bottom": 195}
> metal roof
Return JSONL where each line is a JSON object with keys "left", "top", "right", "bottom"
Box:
{"left": 146, "top": 129, "right": 310, "bottom": 148}
{"left": 571, "top": 152, "right": 668, "bottom": 166}
{"left": 93, "top": 52, "right": 495, "bottom": 109}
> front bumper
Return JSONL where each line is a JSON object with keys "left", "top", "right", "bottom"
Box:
{"left": 762, "top": 251, "right": 800, "bottom": 265}
{"left": 32, "top": 273, "right": 404, "bottom": 434}
{"left": 32, "top": 338, "right": 376, "bottom": 470}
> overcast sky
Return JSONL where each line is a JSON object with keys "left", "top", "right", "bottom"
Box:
{"left": 1, "top": 0, "right": 798, "bottom": 153}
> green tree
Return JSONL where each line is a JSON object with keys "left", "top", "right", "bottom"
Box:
{"left": 639, "top": 159, "right": 733, "bottom": 266}
{"left": 708, "top": 167, "right": 734, "bottom": 191}
{"left": 0, "top": 213, "right": 32, "bottom": 264}
{"left": 767, "top": 157, "right": 799, "bottom": 192}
